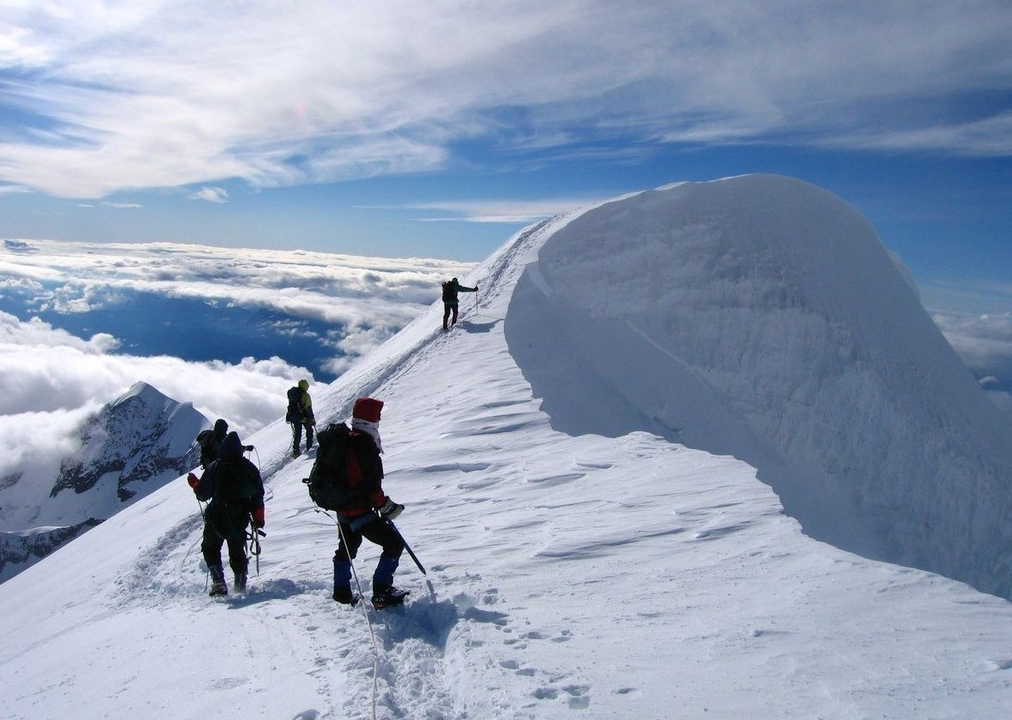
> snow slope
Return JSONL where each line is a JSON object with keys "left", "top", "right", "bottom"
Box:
{"left": 1, "top": 176, "right": 1011, "bottom": 720}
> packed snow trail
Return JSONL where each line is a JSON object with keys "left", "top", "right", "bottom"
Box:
{"left": 2, "top": 176, "right": 1012, "bottom": 720}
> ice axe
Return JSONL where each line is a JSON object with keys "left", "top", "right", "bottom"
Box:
{"left": 384, "top": 518, "right": 426, "bottom": 576}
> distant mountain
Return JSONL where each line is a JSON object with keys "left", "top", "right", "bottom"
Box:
{"left": 0, "top": 382, "right": 207, "bottom": 582}
{"left": 51, "top": 381, "right": 207, "bottom": 502}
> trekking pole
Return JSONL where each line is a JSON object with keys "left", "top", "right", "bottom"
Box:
{"left": 384, "top": 518, "right": 426, "bottom": 575}
{"left": 186, "top": 474, "right": 208, "bottom": 586}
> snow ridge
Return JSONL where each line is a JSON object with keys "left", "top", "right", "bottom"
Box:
{"left": 508, "top": 174, "right": 1012, "bottom": 598}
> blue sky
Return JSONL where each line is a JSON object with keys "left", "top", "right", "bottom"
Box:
{"left": 1, "top": 1, "right": 1011, "bottom": 314}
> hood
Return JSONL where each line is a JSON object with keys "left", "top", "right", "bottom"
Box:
{"left": 219, "top": 431, "right": 243, "bottom": 461}
{"left": 352, "top": 397, "right": 383, "bottom": 423}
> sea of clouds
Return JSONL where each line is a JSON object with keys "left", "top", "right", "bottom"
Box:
{"left": 930, "top": 310, "right": 1012, "bottom": 415}
{"left": 1, "top": 237, "right": 1008, "bottom": 489}
{"left": 0, "top": 239, "right": 472, "bottom": 481}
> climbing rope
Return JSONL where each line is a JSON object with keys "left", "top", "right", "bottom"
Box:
{"left": 245, "top": 516, "right": 265, "bottom": 577}
{"left": 320, "top": 508, "right": 382, "bottom": 720}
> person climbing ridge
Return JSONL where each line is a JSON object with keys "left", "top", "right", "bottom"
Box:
{"left": 441, "top": 277, "right": 477, "bottom": 331}
{"left": 329, "top": 396, "right": 408, "bottom": 609}
{"left": 187, "top": 431, "right": 265, "bottom": 596}
{"left": 286, "top": 379, "right": 316, "bottom": 458}
{"left": 196, "top": 418, "right": 253, "bottom": 469}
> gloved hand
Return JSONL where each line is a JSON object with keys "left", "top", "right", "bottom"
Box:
{"left": 378, "top": 498, "right": 404, "bottom": 521}
{"left": 244, "top": 445, "right": 255, "bottom": 452}
{"left": 252, "top": 506, "right": 265, "bottom": 529}
{"left": 474, "top": 284, "right": 479, "bottom": 290}
{"left": 187, "top": 472, "right": 199, "bottom": 489}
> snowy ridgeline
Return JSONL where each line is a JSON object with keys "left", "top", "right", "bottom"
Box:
{"left": 507, "top": 174, "right": 1012, "bottom": 598}
{"left": 0, "top": 382, "right": 206, "bottom": 581}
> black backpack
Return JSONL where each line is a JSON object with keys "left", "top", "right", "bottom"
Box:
{"left": 196, "top": 428, "right": 216, "bottom": 468}
{"left": 286, "top": 386, "right": 303, "bottom": 423}
{"left": 206, "top": 459, "right": 262, "bottom": 540}
{"left": 303, "top": 423, "right": 356, "bottom": 511}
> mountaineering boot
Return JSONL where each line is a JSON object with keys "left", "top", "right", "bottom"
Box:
{"left": 371, "top": 585, "right": 409, "bottom": 610}
{"left": 332, "top": 587, "right": 360, "bottom": 606}
{"left": 208, "top": 565, "right": 227, "bottom": 597}
{"left": 233, "top": 571, "right": 247, "bottom": 593}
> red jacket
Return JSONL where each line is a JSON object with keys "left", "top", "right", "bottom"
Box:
{"left": 338, "top": 430, "right": 386, "bottom": 518}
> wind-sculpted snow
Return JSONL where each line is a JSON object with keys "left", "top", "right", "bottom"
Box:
{"left": 506, "top": 174, "right": 1012, "bottom": 598}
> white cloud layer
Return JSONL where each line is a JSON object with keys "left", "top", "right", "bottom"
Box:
{"left": 1, "top": 1, "right": 1010, "bottom": 198}
{"left": 931, "top": 311, "right": 1012, "bottom": 372}
{"left": 931, "top": 310, "right": 1012, "bottom": 418}
{"left": 0, "top": 240, "right": 472, "bottom": 481}
{"left": 1, "top": 238, "right": 472, "bottom": 328}
{"left": 0, "top": 309, "right": 305, "bottom": 478}
{"left": 190, "top": 187, "right": 228, "bottom": 203}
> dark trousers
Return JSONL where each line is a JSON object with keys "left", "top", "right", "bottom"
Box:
{"left": 334, "top": 515, "right": 404, "bottom": 591}
{"left": 442, "top": 301, "right": 459, "bottom": 329}
{"left": 292, "top": 421, "right": 314, "bottom": 454}
{"left": 201, "top": 523, "right": 247, "bottom": 575}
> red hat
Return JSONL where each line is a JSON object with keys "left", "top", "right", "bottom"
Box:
{"left": 352, "top": 397, "right": 384, "bottom": 423}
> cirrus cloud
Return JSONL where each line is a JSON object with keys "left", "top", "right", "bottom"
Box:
{"left": 1, "top": 1, "right": 1011, "bottom": 199}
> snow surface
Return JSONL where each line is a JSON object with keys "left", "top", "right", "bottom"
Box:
{"left": 1, "top": 175, "right": 1011, "bottom": 720}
